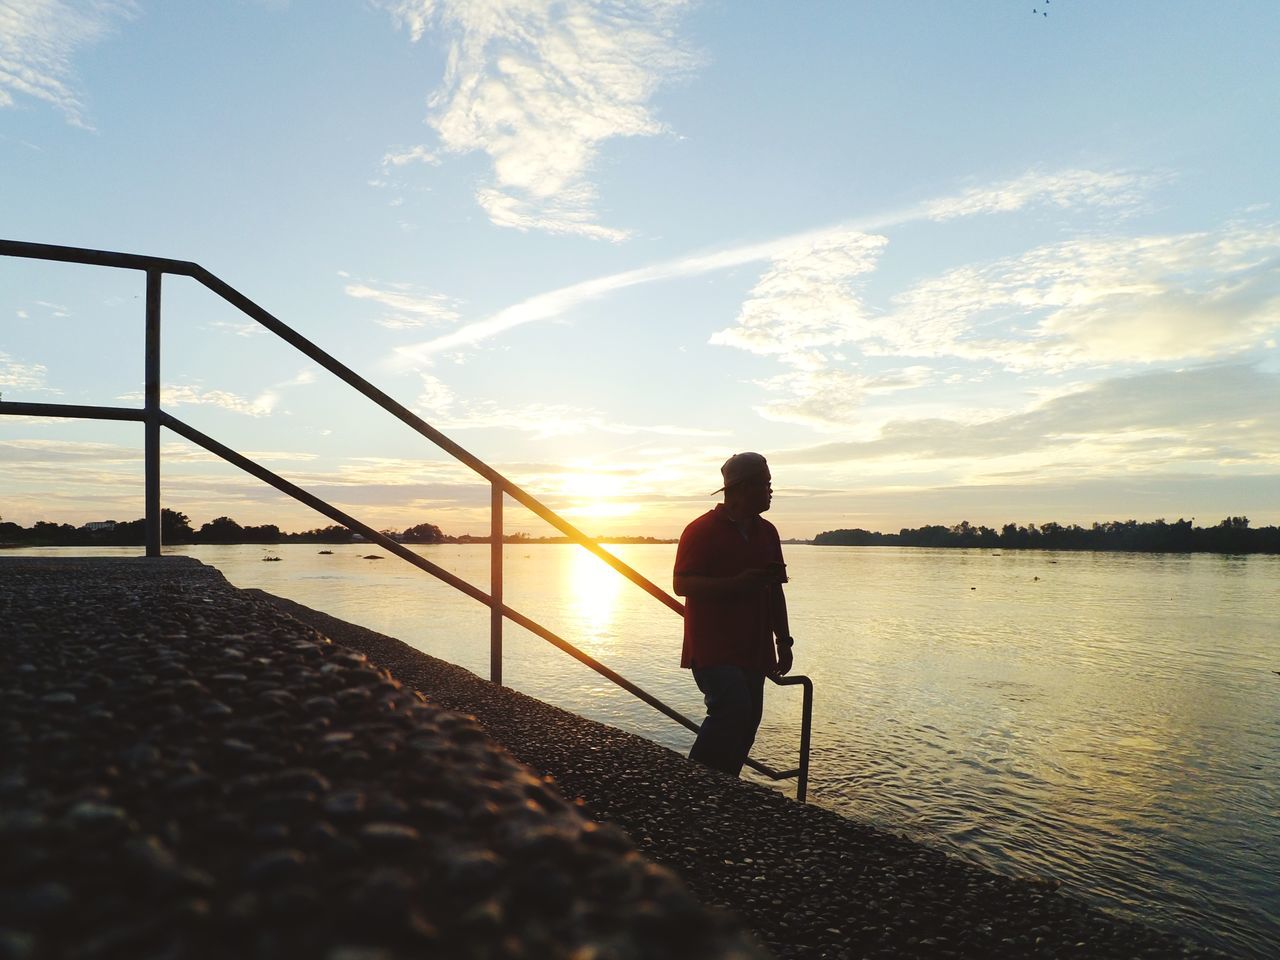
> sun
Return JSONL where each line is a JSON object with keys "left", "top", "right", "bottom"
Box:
{"left": 556, "top": 472, "right": 638, "bottom": 522}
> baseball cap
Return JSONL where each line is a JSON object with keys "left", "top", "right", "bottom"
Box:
{"left": 714, "top": 452, "right": 769, "bottom": 493}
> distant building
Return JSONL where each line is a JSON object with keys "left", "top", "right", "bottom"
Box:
{"left": 83, "top": 521, "right": 118, "bottom": 532}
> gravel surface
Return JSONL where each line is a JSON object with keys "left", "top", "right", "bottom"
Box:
{"left": 253, "top": 590, "right": 1229, "bottom": 960}
{"left": 0, "top": 557, "right": 764, "bottom": 960}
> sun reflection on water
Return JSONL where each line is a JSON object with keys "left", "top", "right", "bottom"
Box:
{"left": 566, "top": 546, "right": 623, "bottom": 641}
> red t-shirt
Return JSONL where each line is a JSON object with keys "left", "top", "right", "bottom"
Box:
{"left": 674, "top": 504, "right": 784, "bottom": 672}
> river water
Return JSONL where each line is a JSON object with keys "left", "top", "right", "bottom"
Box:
{"left": 15, "top": 543, "right": 1278, "bottom": 956}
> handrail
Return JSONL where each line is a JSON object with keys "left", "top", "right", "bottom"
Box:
{"left": 1, "top": 238, "right": 813, "bottom": 801}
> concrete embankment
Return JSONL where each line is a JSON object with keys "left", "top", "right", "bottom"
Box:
{"left": 2, "top": 557, "right": 1221, "bottom": 959}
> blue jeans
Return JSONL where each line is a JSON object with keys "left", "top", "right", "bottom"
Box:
{"left": 689, "top": 665, "right": 766, "bottom": 777}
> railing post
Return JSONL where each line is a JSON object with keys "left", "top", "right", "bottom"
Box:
{"left": 144, "top": 268, "right": 161, "bottom": 557}
{"left": 490, "top": 482, "right": 503, "bottom": 685}
{"left": 797, "top": 679, "right": 813, "bottom": 802}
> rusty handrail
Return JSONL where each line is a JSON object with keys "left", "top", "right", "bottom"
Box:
{"left": 1, "top": 237, "right": 813, "bottom": 801}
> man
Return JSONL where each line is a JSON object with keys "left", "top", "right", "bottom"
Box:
{"left": 673, "top": 452, "right": 793, "bottom": 777}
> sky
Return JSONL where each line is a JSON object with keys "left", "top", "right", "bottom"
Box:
{"left": 2, "top": 0, "right": 1278, "bottom": 539}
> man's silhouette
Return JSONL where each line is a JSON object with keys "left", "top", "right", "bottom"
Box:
{"left": 674, "top": 452, "right": 793, "bottom": 777}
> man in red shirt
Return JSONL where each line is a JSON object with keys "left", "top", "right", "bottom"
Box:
{"left": 673, "top": 452, "right": 793, "bottom": 777}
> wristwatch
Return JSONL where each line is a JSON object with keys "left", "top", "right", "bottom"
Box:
{"left": 776, "top": 636, "right": 794, "bottom": 649}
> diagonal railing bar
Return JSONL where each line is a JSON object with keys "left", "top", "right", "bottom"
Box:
{"left": 160, "top": 412, "right": 494, "bottom": 608}
{"left": 191, "top": 267, "right": 686, "bottom": 617}
{"left": 1, "top": 237, "right": 813, "bottom": 800}
{"left": 160, "top": 411, "right": 728, "bottom": 757}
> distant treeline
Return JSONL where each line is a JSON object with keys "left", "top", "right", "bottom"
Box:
{"left": 7, "top": 511, "right": 1277, "bottom": 553}
{"left": 0, "top": 511, "right": 675, "bottom": 547}
{"left": 813, "top": 517, "right": 1280, "bottom": 554}
{"left": 0, "top": 511, "right": 453, "bottom": 547}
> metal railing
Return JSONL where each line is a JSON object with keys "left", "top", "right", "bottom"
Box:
{"left": 0, "top": 238, "right": 813, "bottom": 800}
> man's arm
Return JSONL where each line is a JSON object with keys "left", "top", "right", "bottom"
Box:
{"left": 770, "top": 583, "right": 793, "bottom": 676}
{"left": 674, "top": 568, "right": 780, "bottom": 598}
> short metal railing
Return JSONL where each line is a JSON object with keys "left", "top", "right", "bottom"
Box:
{"left": 0, "top": 238, "right": 813, "bottom": 800}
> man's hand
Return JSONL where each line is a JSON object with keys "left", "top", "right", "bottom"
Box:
{"left": 676, "top": 568, "right": 783, "bottom": 598}
{"left": 772, "top": 644, "right": 793, "bottom": 677}
{"left": 734, "top": 566, "right": 786, "bottom": 590}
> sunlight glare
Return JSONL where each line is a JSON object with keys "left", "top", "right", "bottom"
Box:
{"left": 557, "top": 471, "right": 639, "bottom": 524}
{"left": 566, "top": 546, "right": 623, "bottom": 640}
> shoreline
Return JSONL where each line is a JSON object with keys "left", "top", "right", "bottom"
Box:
{"left": 255, "top": 588, "right": 1226, "bottom": 960}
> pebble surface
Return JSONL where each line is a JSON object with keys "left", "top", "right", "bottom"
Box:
{"left": 1, "top": 557, "right": 763, "bottom": 960}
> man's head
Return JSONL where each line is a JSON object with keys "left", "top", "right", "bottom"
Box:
{"left": 717, "top": 452, "right": 772, "bottom": 516}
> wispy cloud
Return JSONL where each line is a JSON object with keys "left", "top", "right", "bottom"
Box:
{"left": 0, "top": 438, "right": 140, "bottom": 464}
{"left": 378, "top": 0, "right": 695, "bottom": 240}
{"left": 882, "top": 223, "right": 1280, "bottom": 369}
{"left": 381, "top": 145, "right": 442, "bottom": 169}
{"left": 33, "top": 299, "right": 70, "bottom": 318}
{"left": 708, "top": 230, "right": 888, "bottom": 365}
{"left": 149, "top": 385, "right": 277, "bottom": 417}
{"left": 391, "top": 166, "right": 1156, "bottom": 365}
{"left": 923, "top": 168, "right": 1163, "bottom": 222}
{"left": 275, "top": 370, "right": 317, "bottom": 389}
{"left": 413, "top": 373, "right": 724, "bottom": 440}
{"left": 0, "top": 0, "right": 136, "bottom": 127}
{"left": 209, "top": 319, "right": 263, "bottom": 338}
{"left": 774, "top": 364, "right": 1280, "bottom": 471}
{"left": 754, "top": 366, "right": 934, "bottom": 432}
{"left": 704, "top": 205, "right": 1279, "bottom": 433}
{"left": 117, "top": 369, "right": 316, "bottom": 417}
{"left": 440, "top": 401, "right": 727, "bottom": 440}
{"left": 0, "top": 352, "right": 52, "bottom": 393}
{"left": 345, "top": 280, "right": 461, "bottom": 329}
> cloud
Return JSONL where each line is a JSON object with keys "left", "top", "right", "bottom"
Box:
{"left": 0, "top": 438, "right": 140, "bottom": 464}
{"left": 0, "top": 352, "right": 52, "bottom": 392}
{"left": 443, "top": 401, "right": 725, "bottom": 441}
{"left": 709, "top": 231, "right": 888, "bottom": 364}
{"left": 774, "top": 364, "right": 1280, "bottom": 470}
{"left": 415, "top": 373, "right": 455, "bottom": 410}
{"left": 391, "top": 165, "right": 1160, "bottom": 364}
{"left": 382, "top": 145, "right": 442, "bottom": 169}
{"left": 117, "top": 385, "right": 277, "bottom": 417}
{"left": 754, "top": 366, "right": 934, "bottom": 432}
{"left": 274, "top": 369, "right": 317, "bottom": 389}
{"left": 0, "top": 438, "right": 315, "bottom": 470}
{"left": 391, "top": 227, "right": 897, "bottom": 365}
{"left": 345, "top": 281, "right": 461, "bottom": 329}
{"left": 442, "top": 402, "right": 725, "bottom": 440}
{"left": 0, "top": 0, "right": 136, "bottom": 127}
{"left": 412, "top": 373, "right": 723, "bottom": 440}
{"left": 113, "top": 368, "right": 316, "bottom": 417}
{"left": 378, "top": 0, "right": 695, "bottom": 239}
{"left": 33, "top": 299, "right": 70, "bottom": 318}
{"left": 883, "top": 224, "right": 1280, "bottom": 369}
{"left": 272, "top": 456, "right": 491, "bottom": 510}
{"left": 209, "top": 319, "right": 263, "bottom": 338}
{"left": 923, "top": 168, "right": 1161, "bottom": 222}
{"left": 698, "top": 170, "right": 1183, "bottom": 430}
